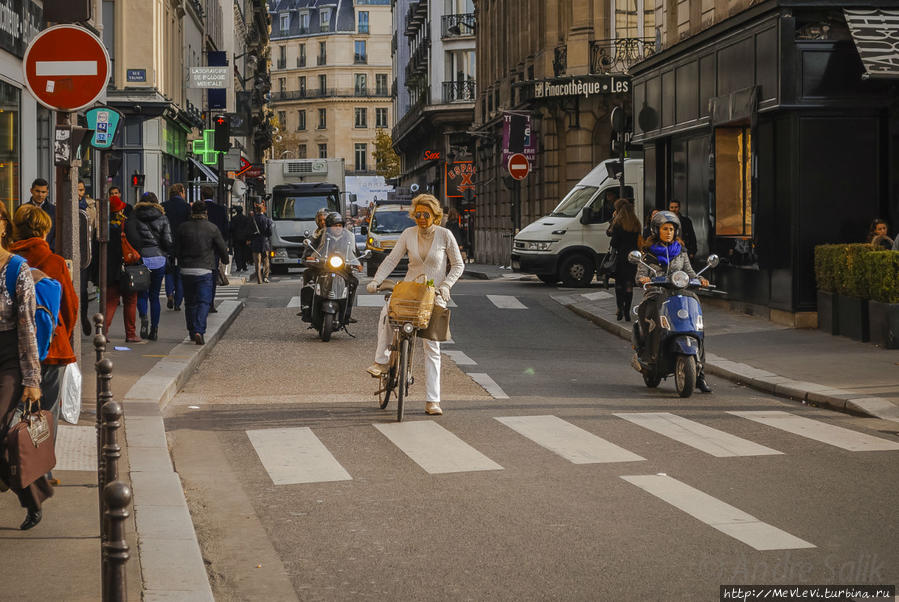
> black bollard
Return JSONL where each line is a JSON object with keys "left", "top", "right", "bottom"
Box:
{"left": 96, "top": 358, "right": 114, "bottom": 535}
{"left": 102, "top": 481, "right": 131, "bottom": 602}
{"left": 101, "top": 401, "right": 123, "bottom": 486}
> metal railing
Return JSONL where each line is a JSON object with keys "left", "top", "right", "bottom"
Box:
{"left": 276, "top": 59, "right": 286, "bottom": 69}
{"left": 589, "top": 38, "right": 656, "bottom": 75}
{"left": 297, "top": 56, "right": 306, "bottom": 67}
{"left": 553, "top": 45, "right": 567, "bottom": 77}
{"left": 441, "top": 13, "right": 476, "bottom": 38}
{"left": 317, "top": 54, "right": 326, "bottom": 66}
{"left": 270, "top": 88, "right": 392, "bottom": 101}
{"left": 354, "top": 53, "right": 368, "bottom": 64}
{"left": 443, "top": 79, "right": 476, "bottom": 103}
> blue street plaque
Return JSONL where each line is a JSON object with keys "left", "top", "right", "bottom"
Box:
{"left": 127, "top": 69, "right": 146, "bottom": 82}
{"left": 86, "top": 106, "right": 123, "bottom": 150}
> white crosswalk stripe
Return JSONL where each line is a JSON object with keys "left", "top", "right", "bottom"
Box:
{"left": 374, "top": 421, "right": 503, "bottom": 474}
{"left": 728, "top": 410, "right": 899, "bottom": 452}
{"left": 355, "top": 294, "right": 457, "bottom": 308}
{"left": 621, "top": 474, "right": 816, "bottom": 551}
{"left": 496, "top": 415, "right": 645, "bottom": 464}
{"left": 487, "top": 294, "right": 527, "bottom": 309}
{"left": 614, "top": 412, "right": 783, "bottom": 457}
{"left": 441, "top": 349, "right": 477, "bottom": 365}
{"left": 247, "top": 427, "right": 352, "bottom": 485}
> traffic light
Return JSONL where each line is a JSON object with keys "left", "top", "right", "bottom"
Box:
{"left": 214, "top": 115, "right": 230, "bottom": 152}
{"left": 131, "top": 173, "right": 145, "bottom": 188}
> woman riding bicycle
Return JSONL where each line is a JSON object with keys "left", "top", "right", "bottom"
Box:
{"left": 366, "top": 194, "right": 464, "bottom": 416}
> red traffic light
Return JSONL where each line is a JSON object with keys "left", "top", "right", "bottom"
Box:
{"left": 215, "top": 116, "right": 226, "bottom": 125}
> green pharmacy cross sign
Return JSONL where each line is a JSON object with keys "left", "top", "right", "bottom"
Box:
{"left": 192, "top": 129, "right": 220, "bottom": 165}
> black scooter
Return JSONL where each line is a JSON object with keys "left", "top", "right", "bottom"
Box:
{"left": 301, "top": 236, "right": 369, "bottom": 341}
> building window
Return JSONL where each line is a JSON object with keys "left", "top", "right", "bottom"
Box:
{"left": 358, "top": 11, "right": 369, "bottom": 33}
{"left": 715, "top": 127, "right": 752, "bottom": 237}
{"left": 298, "top": 144, "right": 307, "bottom": 159}
{"left": 298, "top": 44, "right": 306, "bottom": 67}
{"left": 277, "top": 45, "right": 286, "bottom": 69}
{"left": 376, "top": 108, "right": 388, "bottom": 128}
{"left": 280, "top": 12, "right": 289, "bottom": 31}
{"left": 277, "top": 110, "right": 286, "bottom": 129}
{"left": 318, "top": 42, "right": 326, "bottom": 65}
{"left": 376, "top": 73, "right": 388, "bottom": 95}
{"left": 278, "top": 77, "right": 285, "bottom": 92}
{"left": 297, "top": 110, "right": 306, "bottom": 130}
{"left": 355, "top": 143, "right": 367, "bottom": 171}
{"left": 318, "top": 143, "right": 328, "bottom": 158}
{"left": 611, "top": 0, "right": 655, "bottom": 40}
{"left": 354, "top": 73, "right": 367, "bottom": 95}
{"left": 299, "top": 12, "right": 310, "bottom": 34}
{"left": 318, "top": 74, "right": 327, "bottom": 94}
{"left": 320, "top": 8, "right": 331, "bottom": 32}
{"left": 318, "top": 108, "right": 327, "bottom": 129}
{"left": 354, "top": 40, "right": 367, "bottom": 64}
{"left": 355, "top": 108, "right": 367, "bottom": 128}
{"left": 299, "top": 76, "right": 306, "bottom": 96}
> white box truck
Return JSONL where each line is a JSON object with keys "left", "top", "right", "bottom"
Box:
{"left": 512, "top": 158, "right": 643, "bottom": 287}
{"left": 264, "top": 158, "right": 346, "bottom": 273}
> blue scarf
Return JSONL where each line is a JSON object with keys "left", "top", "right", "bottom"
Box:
{"left": 648, "top": 241, "right": 682, "bottom": 266}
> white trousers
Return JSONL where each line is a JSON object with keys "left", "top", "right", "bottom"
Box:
{"left": 375, "top": 303, "right": 441, "bottom": 402}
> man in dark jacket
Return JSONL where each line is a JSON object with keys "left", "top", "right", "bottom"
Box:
{"left": 250, "top": 202, "right": 273, "bottom": 284}
{"left": 27, "top": 178, "right": 55, "bottom": 250}
{"left": 174, "top": 201, "right": 228, "bottom": 345}
{"left": 162, "top": 183, "right": 190, "bottom": 311}
{"left": 668, "top": 200, "right": 697, "bottom": 259}
{"left": 229, "top": 206, "right": 252, "bottom": 272}
{"left": 202, "top": 185, "right": 229, "bottom": 311}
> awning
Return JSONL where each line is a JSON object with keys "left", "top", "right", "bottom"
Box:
{"left": 844, "top": 9, "right": 899, "bottom": 79}
{"left": 188, "top": 156, "right": 219, "bottom": 183}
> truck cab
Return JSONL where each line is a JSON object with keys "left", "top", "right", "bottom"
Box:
{"left": 512, "top": 158, "right": 643, "bottom": 287}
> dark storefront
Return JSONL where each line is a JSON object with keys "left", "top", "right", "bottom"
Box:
{"left": 630, "top": 1, "right": 898, "bottom": 322}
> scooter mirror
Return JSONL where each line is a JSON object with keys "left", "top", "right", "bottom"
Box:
{"left": 627, "top": 250, "right": 643, "bottom": 265}
{"left": 303, "top": 238, "right": 312, "bottom": 247}
{"left": 706, "top": 254, "right": 720, "bottom": 268}
{"left": 304, "top": 230, "right": 310, "bottom": 237}
{"left": 362, "top": 250, "right": 372, "bottom": 259}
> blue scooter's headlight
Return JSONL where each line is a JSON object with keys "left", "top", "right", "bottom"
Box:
{"left": 696, "top": 314, "right": 703, "bottom": 330}
{"left": 671, "top": 270, "right": 689, "bottom": 289}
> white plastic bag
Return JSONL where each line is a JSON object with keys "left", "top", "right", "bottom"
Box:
{"left": 60, "top": 362, "right": 82, "bottom": 425}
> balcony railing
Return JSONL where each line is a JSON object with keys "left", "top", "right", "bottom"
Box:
{"left": 354, "top": 53, "right": 368, "bottom": 64}
{"left": 270, "top": 89, "right": 392, "bottom": 102}
{"left": 276, "top": 59, "right": 287, "bottom": 69}
{"left": 553, "top": 45, "right": 567, "bottom": 77}
{"left": 404, "top": 1, "right": 427, "bottom": 37}
{"left": 317, "top": 54, "right": 326, "bottom": 66}
{"left": 297, "top": 56, "right": 306, "bottom": 67}
{"left": 441, "top": 13, "right": 475, "bottom": 38}
{"left": 443, "top": 80, "right": 476, "bottom": 103}
{"left": 589, "top": 38, "right": 656, "bottom": 75}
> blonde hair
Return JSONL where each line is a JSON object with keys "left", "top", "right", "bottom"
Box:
{"left": 13, "top": 204, "right": 53, "bottom": 241}
{"left": 409, "top": 194, "right": 443, "bottom": 223}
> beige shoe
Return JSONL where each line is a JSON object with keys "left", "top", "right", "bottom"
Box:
{"left": 366, "top": 362, "right": 388, "bottom": 377}
{"left": 425, "top": 402, "right": 443, "bottom": 416}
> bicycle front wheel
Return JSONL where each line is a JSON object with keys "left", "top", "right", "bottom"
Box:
{"left": 396, "top": 337, "right": 409, "bottom": 422}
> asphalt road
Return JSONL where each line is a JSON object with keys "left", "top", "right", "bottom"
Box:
{"left": 165, "top": 272, "right": 899, "bottom": 601}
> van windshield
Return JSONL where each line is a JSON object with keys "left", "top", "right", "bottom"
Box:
{"left": 271, "top": 194, "right": 339, "bottom": 221}
{"left": 371, "top": 210, "right": 415, "bottom": 234}
{"left": 549, "top": 186, "right": 598, "bottom": 217}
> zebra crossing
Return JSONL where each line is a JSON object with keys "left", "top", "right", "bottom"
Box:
{"left": 158, "top": 284, "right": 243, "bottom": 301}
{"left": 244, "top": 410, "right": 898, "bottom": 551}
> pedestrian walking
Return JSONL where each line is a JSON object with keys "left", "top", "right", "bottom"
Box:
{"left": 250, "top": 202, "right": 273, "bottom": 284}
{"left": 104, "top": 196, "right": 140, "bottom": 342}
{"left": 26, "top": 178, "right": 55, "bottom": 251}
{"left": 867, "top": 219, "right": 893, "bottom": 250}
{"left": 126, "top": 192, "right": 173, "bottom": 341}
{"left": 668, "top": 200, "right": 697, "bottom": 259}
{"left": 229, "top": 206, "right": 252, "bottom": 272}
{"left": 162, "top": 183, "right": 190, "bottom": 311}
{"left": 365, "top": 194, "right": 464, "bottom": 416}
{"left": 0, "top": 203, "right": 54, "bottom": 530}
{"left": 10, "top": 204, "right": 79, "bottom": 457}
{"left": 607, "top": 198, "right": 641, "bottom": 321}
{"left": 77, "top": 180, "right": 98, "bottom": 335}
{"left": 175, "top": 201, "right": 228, "bottom": 345}
{"left": 202, "top": 186, "right": 229, "bottom": 312}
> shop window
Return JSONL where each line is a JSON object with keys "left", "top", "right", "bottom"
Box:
{"left": 0, "top": 82, "right": 20, "bottom": 217}
{"left": 714, "top": 127, "right": 752, "bottom": 237}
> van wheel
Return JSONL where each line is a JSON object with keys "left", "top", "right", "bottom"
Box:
{"left": 559, "top": 255, "right": 593, "bottom": 288}
{"left": 367, "top": 261, "right": 377, "bottom": 277}
{"left": 537, "top": 274, "right": 558, "bottom": 285}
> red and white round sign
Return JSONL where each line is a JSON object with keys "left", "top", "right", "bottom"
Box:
{"left": 23, "top": 25, "right": 111, "bottom": 112}
{"left": 508, "top": 153, "right": 530, "bottom": 180}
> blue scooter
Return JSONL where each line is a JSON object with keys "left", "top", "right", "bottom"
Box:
{"left": 628, "top": 251, "right": 719, "bottom": 397}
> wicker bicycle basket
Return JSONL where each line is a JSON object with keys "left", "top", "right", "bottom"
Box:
{"left": 388, "top": 278, "right": 435, "bottom": 328}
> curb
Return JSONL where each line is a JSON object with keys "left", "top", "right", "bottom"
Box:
{"left": 122, "top": 300, "right": 244, "bottom": 601}
{"left": 563, "top": 300, "right": 899, "bottom": 423}
{"left": 461, "top": 269, "right": 490, "bottom": 280}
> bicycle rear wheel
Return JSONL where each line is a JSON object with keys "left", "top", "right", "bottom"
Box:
{"left": 396, "top": 337, "right": 409, "bottom": 422}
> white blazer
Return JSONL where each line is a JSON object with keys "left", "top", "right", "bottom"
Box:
{"left": 373, "top": 226, "right": 465, "bottom": 303}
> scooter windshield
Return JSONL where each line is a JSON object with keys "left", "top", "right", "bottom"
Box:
{"left": 317, "top": 227, "right": 361, "bottom": 267}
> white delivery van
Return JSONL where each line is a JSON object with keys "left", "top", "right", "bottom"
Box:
{"left": 511, "top": 158, "right": 643, "bottom": 287}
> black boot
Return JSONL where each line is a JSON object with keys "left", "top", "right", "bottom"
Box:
{"left": 140, "top": 315, "right": 149, "bottom": 339}
{"left": 148, "top": 327, "right": 158, "bottom": 341}
{"left": 20, "top": 509, "right": 42, "bottom": 530}
{"left": 624, "top": 291, "right": 633, "bottom": 322}
{"left": 696, "top": 372, "right": 712, "bottom": 393}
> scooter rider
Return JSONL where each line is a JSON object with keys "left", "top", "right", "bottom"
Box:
{"left": 300, "top": 208, "right": 332, "bottom": 317}
{"left": 301, "top": 212, "right": 360, "bottom": 323}
{"left": 635, "top": 210, "right": 712, "bottom": 393}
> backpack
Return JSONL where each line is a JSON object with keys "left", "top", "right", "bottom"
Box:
{"left": 5, "top": 255, "right": 62, "bottom": 362}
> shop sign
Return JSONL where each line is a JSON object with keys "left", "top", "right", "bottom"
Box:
{"left": 532, "top": 74, "right": 630, "bottom": 99}
{"left": 844, "top": 9, "right": 899, "bottom": 79}
{"left": 189, "top": 66, "right": 230, "bottom": 89}
{"left": 0, "top": 0, "right": 42, "bottom": 59}
{"left": 501, "top": 112, "right": 537, "bottom": 166}
{"left": 445, "top": 161, "right": 475, "bottom": 199}
{"left": 423, "top": 150, "right": 440, "bottom": 161}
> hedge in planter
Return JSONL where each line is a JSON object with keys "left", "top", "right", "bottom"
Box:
{"left": 860, "top": 250, "right": 899, "bottom": 348}
{"left": 814, "top": 245, "right": 842, "bottom": 334}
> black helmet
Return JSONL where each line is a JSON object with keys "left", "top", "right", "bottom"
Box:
{"left": 650, "top": 210, "right": 681, "bottom": 238}
{"left": 325, "top": 212, "right": 344, "bottom": 227}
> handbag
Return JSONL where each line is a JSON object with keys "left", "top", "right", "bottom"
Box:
{"left": 121, "top": 230, "right": 141, "bottom": 265}
{"left": 6, "top": 401, "right": 56, "bottom": 490}
{"left": 420, "top": 304, "right": 451, "bottom": 341}
{"left": 120, "top": 263, "right": 151, "bottom": 293}
{"left": 217, "top": 262, "right": 229, "bottom": 286}
{"left": 599, "top": 246, "right": 617, "bottom": 275}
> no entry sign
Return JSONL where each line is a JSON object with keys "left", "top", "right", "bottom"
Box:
{"left": 23, "top": 25, "right": 111, "bottom": 112}
{"left": 507, "top": 153, "right": 530, "bottom": 180}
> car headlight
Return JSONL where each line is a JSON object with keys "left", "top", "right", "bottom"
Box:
{"left": 526, "top": 241, "right": 553, "bottom": 251}
{"left": 403, "top": 322, "right": 414, "bottom": 334}
{"left": 671, "top": 270, "right": 689, "bottom": 289}
{"left": 273, "top": 248, "right": 288, "bottom": 258}
{"left": 367, "top": 237, "right": 383, "bottom": 251}
{"left": 329, "top": 255, "right": 344, "bottom": 269}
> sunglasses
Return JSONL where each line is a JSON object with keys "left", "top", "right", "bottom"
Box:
{"left": 414, "top": 212, "right": 432, "bottom": 219}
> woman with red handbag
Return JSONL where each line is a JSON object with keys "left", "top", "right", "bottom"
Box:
{"left": 104, "top": 195, "right": 141, "bottom": 342}
{"left": 0, "top": 203, "right": 53, "bottom": 530}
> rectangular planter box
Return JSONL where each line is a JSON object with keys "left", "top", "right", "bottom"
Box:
{"left": 868, "top": 300, "right": 899, "bottom": 349}
{"left": 817, "top": 290, "right": 838, "bottom": 335}
{"left": 837, "top": 294, "right": 869, "bottom": 342}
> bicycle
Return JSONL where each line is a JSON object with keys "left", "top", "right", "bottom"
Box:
{"left": 374, "top": 280, "right": 424, "bottom": 422}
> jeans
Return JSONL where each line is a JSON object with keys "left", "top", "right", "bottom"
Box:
{"left": 165, "top": 266, "right": 184, "bottom": 309}
{"left": 137, "top": 265, "right": 166, "bottom": 328}
{"left": 375, "top": 303, "right": 441, "bottom": 402}
{"left": 183, "top": 273, "right": 215, "bottom": 335}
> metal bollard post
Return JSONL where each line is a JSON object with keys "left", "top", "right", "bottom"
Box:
{"left": 96, "top": 358, "right": 114, "bottom": 536}
{"left": 101, "top": 401, "right": 123, "bottom": 487}
{"left": 102, "top": 481, "right": 131, "bottom": 602}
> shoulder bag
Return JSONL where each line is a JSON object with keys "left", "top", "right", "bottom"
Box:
{"left": 420, "top": 305, "right": 451, "bottom": 341}
{"left": 6, "top": 400, "right": 56, "bottom": 490}
{"left": 120, "top": 263, "right": 151, "bottom": 293}
{"left": 599, "top": 246, "right": 617, "bottom": 276}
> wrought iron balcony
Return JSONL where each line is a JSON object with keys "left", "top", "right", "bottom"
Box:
{"left": 354, "top": 53, "right": 368, "bottom": 65}
{"left": 589, "top": 38, "right": 656, "bottom": 75}
{"left": 441, "top": 13, "right": 475, "bottom": 38}
{"left": 404, "top": 1, "right": 427, "bottom": 37}
{"left": 297, "top": 56, "right": 306, "bottom": 67}
{"left": 276, "top": 59, "right": 287, "bottom": 69}
{"left": 553, "top": 45, "right": 567, "bottom": 77}
{"left": 443, "top": 80, "right": 476, "bottom": 103}
{"left": 270, "top": 88, "right": 391, "bottom": 102}
{"left": 317, "top": 54, "right": 327, "bottom": 66}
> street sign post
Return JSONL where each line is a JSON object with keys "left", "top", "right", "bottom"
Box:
{"left": 23, "top": 24, "right": 111, "bottom": 112}
{"left": 507, "top": 153, "right": 530, "bottom": 180}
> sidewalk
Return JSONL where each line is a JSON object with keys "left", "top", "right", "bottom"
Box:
{"left": 0, "top": 293, "right": 241, "bottom": 601}
{"left": 553, "top": 287, "right": 899, "bottom": 423}
{"left": 462, "top": 262, "right": 523, "bottom": 280}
